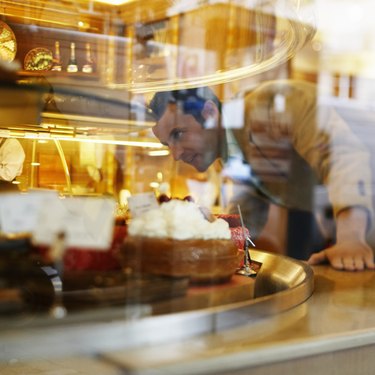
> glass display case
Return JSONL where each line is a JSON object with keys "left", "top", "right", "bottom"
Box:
{"left": 1, "top": 0, "right": 374, "bottom": 371}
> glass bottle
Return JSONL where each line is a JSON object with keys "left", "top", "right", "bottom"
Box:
{"left": 66, "top": 42, "right": 78, "bottom": 73}
{"left": 82, "top": 42, "right": 95, "bottom": 73}
{"left": 51, "top": 41, "right": 62, "bottom": 71}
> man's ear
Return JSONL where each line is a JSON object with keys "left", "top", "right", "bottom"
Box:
{"left": 201, "top": 100, "right": 219, "bottom": 129}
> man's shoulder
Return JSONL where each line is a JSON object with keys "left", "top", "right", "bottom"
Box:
{"left": 250, "top": 79, "right": 317, "bottom": 94}
{"left": 244, "top": 79, "right": 318, "bottom": 112}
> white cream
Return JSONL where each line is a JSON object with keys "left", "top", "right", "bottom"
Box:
{"left": 128, "top": 199, "right": 231, "bottom": 240}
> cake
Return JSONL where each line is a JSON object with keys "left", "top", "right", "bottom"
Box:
{"left": 216, "top": 214, "right": 251, "bottom": 268}
{"left": 215, "top": 214, "right": 242, "bottom": 228}
{"left": 120, "top": 200, "right": 240, "bottom": 284}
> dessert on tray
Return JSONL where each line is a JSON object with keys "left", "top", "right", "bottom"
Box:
{"left": 120, "top": 199, "right": 240, "bottom": 285}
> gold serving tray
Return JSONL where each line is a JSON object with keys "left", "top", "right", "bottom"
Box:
{"left": 0, "top": 250, "right": 314, "bottom": 360}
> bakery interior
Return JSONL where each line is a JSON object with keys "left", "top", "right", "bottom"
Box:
{"left": 1, "top": 0, "right": 375, "bottom": 374}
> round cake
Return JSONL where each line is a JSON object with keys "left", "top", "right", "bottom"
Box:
{"left": 120, "top": 200, "right": 239, "bottom": 284}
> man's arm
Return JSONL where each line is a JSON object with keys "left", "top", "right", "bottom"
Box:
{"left": 282, "top": 81, "right": 374, "bottom": 270}
{"left": 246, "top": 80, "right": 375, "bottom": 270}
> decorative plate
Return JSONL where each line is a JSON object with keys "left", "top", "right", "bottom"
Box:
{"left": 0, "top": 21, "right": 17, "bottom": 62}
{"left": 24, "top": 47, "right": 53, "bottom": 71}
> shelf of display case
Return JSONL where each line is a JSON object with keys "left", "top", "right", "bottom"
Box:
{"left": 17, "top": 70, "right": 100, "bottom": 81}
{"left": 3, "top": 1, "right": 316, "bottom": 94}
{"left": 0, "top": 82, "right": 156, "bottom": 140}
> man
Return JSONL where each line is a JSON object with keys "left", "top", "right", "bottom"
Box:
{"left": 150, "top": 80, "right": 375, "bottom": 271}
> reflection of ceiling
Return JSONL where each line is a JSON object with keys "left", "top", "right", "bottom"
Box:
{"left": 116, "top": 2, "right": 316, "bottom": 92}
{"left": 299, "top": 0, "right": 375, "bottom": 76}
{"left": 315, "top": 0, "right": 375, "bottom": 52}
{"left": 3, "top": 0, "right": 316, "bottom": 92}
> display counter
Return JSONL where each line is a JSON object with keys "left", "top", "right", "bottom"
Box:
{"left": 1, "top": 1, "right": 374, "bottom": 374}
{"left": 1, "top": 253, "right": 374, "bottom": 375}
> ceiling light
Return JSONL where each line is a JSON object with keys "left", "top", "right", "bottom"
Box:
{"left": 148, "top": 150, "right": 170, "bottom": 156}
{"left": 94, "top": 0, "right": 135, "bottom": 5}
{"left": 27, "top": 133, "right": 163, "bottom": 148}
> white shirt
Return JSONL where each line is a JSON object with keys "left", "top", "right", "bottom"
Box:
{"left": 0, "top": 138, "right": 25, "bottom": 181}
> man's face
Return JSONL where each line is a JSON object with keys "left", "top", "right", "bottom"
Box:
{"left": 152, "top": 102, "right": 219, "bottom": 172}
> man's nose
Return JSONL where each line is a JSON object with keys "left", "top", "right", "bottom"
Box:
{"left": 170, "top": 144, "right": 183, "bottom": 160}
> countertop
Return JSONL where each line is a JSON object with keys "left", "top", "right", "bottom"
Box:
{"left": 1, "top": 265, "right": 375, "bottom": 375}
{"left": 101, "top": 265, "right": 375, "bottom": 374}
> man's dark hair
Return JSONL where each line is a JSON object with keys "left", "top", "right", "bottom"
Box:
{"left": 149, "top": 87, "right": 222, "bottom": 127}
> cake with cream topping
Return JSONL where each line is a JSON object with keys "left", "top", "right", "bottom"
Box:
{"left": 120, "top": 200, "right": 239, "bottom": 284}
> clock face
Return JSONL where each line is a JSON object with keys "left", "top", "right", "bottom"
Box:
{"left": 24, "top": 47, "right": 53, "bottom": 71}
{"left": 0, "top": 21, "right": 17, "bottom": 62}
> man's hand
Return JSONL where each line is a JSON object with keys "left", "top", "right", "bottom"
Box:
{"left": 308, "top": 206, "right": 375, "bottom": 271}
{"left": 308, "top": 240, "right": 375, "bottom": 271}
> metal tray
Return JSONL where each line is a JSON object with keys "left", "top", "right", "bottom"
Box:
{"left": 0, "top": 250, "right": 314, "bottom": 360}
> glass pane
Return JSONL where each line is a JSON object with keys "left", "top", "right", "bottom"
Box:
{"left": 1, "top": 0, "right": 373, "bottom": 368}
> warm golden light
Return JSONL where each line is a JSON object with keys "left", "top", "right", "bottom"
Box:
{"left": 25, "top": 133, "right": 164, "bottom": 148}
{"left": 148, "top": 150, "right": 170, "bottom": 156}
{"left": 70, "top": 137, "right": 163, "bottom": 148}
{"left": 94, "top": 0, "right": 136, "bottom": 5}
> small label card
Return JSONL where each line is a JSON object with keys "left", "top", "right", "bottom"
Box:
{"left": 33, "top": 196, "right": 116, "bottom": 250}
{"left": 0, "top": 190, "right": 58, "bottom": 234}
{"left": 0, "top": 191, "right": 116, "bottom": 250}
{"left": 127, "top": 192, "right": 158, "bottom": 218}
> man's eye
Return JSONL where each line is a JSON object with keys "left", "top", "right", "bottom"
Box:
{"left": 171, "top": 129, "right": 184, "bottom": 142}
